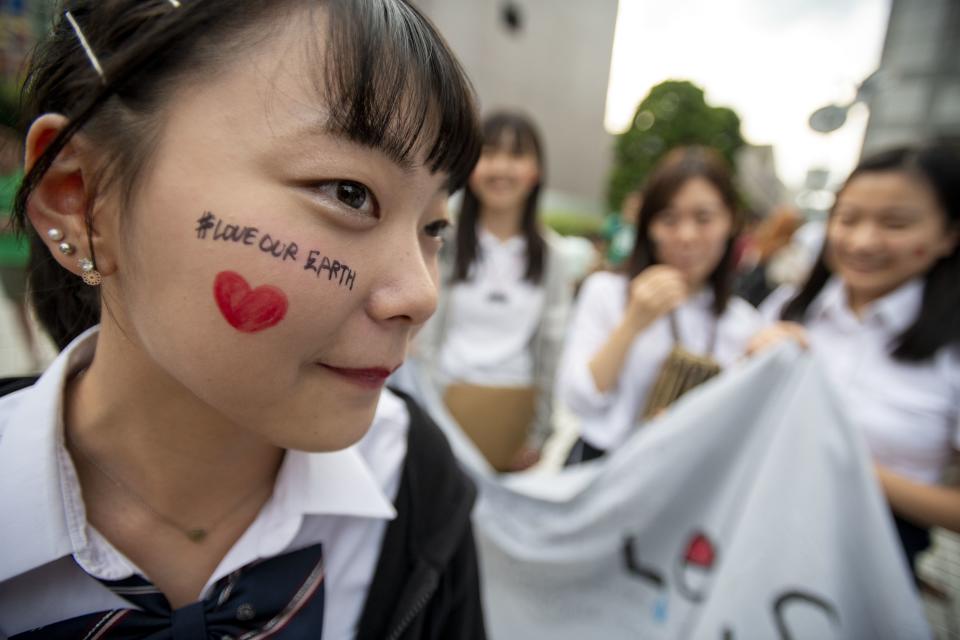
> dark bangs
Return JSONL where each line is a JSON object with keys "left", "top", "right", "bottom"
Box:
{"left": 481, "top": 112, "right": 542, "bottom": 158}
{"left": 320, "top": 0, "right": 481, "bottom": 192}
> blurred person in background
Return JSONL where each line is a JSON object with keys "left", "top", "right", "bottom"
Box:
{"left": 601, "top": 189, "right": 641, "bottom": 269}
{"left": 0, "top": 125, "right": 42, "bottom": 371}
{"left": 752, "top": 143, "right": 960, "bottom": 576}
{"left": 558, "top": 146, "right": 762, "bottom": 464}
{"left": 418, "top": 112, "right": 571, "bottom": 471}
{"left": 734, "top": 204, "right": 803, "bottom": 306}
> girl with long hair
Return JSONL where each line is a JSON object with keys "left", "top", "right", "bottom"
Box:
{"left": 752, "top": 143, "right": 960, "bottom": 573}
{"left": 418, "top": 111, "right": 571, "bottom": 471}
{"left": 0, "top": 2, "right": 486, "bottom": 637}
{"left": 558, "top": 146, "right": 763, "bottom": 464}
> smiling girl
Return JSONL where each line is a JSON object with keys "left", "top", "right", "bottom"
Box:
{"left": 418, "top": 112, "right": 571, "bottom": 471}
{"left": 558, "top": 146, "right": 762, "bottom": 464}
{"left": 753, "top": 144, "right": 960, "bottom": 575}
{"left": 0, "top": 1, "right": 485, "bottom": 637}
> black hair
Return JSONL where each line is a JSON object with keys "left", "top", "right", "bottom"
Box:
{"left": 781, "top": 143, "right": 960, "bottom": 361}
{"left": 625, "top": 146, "right": 740, "bottom": 315}
{"left": 452, "top": 111, "right": 546, "bottom": 284}
{"left": 13, "top": 0, "right": 481, "bottom": 349}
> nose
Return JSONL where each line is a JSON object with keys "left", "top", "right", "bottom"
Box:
{"left": 366, "top": 230, "right": 439, "bottom": 327}
{"left": 845, "top": 220, "right": 881, "bottom": 252}
{"left": 675, "top": 219, "right": 698, "bottom": 244}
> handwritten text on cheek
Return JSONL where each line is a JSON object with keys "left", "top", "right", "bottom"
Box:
{"left": 195, "top": 211, "right": 357, "bottom": 290}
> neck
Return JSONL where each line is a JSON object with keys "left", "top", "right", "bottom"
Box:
{"left": 480, "top": 206, "right": 524, "bottom": 241}
{"left": 65, "top": 321, "right": 284, "bottom": 525}
{"left": 845, "top": 288, "right": 877, "bottom": 319}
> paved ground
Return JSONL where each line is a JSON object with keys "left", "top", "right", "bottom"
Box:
{"left": 2, "top": 294, "right": 958, "bottom": 636}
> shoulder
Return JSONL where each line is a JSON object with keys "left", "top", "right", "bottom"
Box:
{"left": 757, "top": 285, "right": 798, "bottom": 323}
{"left": 936, "top": 344, "right": 960, "bottom": 394}
{"left": 580, "top": 270, "right": 627, "bottom": 298}
{"left": 0, "top": 377, "right": 38, "bottom": 440}
{"left": 717, "top": 296, "right": 765, "bottom": 342}
{"left": 389, "top": 389, "right": 476, "bottom": 527}
{"left": 724, "top": 296, "right": 762, "bottom": 323}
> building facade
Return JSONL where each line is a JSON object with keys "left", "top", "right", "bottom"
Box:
{"left": 862, "top": 0, "right": 960, "bottom": 155}
{"left": 415, "top": 0, "right": 618, "bottom": 211}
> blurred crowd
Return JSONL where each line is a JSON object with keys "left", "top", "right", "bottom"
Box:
{"left": 397, "top": 109, "right": 960, "bottom": 589}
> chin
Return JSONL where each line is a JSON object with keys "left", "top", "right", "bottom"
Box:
{"left": 269, "top": 403, "right": 379, "bottom": 453}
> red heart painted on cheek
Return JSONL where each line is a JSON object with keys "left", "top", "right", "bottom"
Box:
{"left": 213, "top": 270, "right": 288, "bottom": 333}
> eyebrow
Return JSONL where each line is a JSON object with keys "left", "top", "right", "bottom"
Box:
{"left": 286, "top": 116, "right": 419, "bottom": 174}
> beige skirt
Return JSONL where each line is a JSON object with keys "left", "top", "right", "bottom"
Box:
{"left": 443, "top": 383, "right": 537, "bottom": 472}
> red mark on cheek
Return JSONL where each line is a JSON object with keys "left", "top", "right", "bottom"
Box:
{"left": 913, "top": 246, "right": 928, "bottom": 259}
{"left": 213, "top": 270, "right": 288, "bottom": 333}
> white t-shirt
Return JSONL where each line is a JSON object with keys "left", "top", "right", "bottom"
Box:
{"left": 0, "top": 327, "right": 408, "bottom": 638}
{"left": 763, "top": 277, "right": 960, "bottom": 485}
{"left": 439, "top": 230, "right": 546, "bottom": 387}
{"left": 556, "top": 271, "right": 763, "bottom": 451}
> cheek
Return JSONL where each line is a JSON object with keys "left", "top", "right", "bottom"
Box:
{"left": 519, "top": 164, "right": 540, "bottom": 191}
{"left": 213, "top": 270, "right": 289, "bottom": 334}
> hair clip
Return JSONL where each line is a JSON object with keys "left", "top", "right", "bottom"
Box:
{"left": 64, "top": 11, "right": 105, "bottom": 84}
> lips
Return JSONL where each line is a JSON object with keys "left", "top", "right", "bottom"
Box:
{"left": 319, "top": 364, "right": 396, "bottom": 390}
{"left": 837, "top": 257, "right": 887, "bottom": 273}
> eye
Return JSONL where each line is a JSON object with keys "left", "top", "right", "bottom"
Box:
{"left": 337, "top": 182, "right": 367, "bottom": 208}
{"left": 424, "top": 218, "right": 451, "bottom": 239}
{"left": 655, "top": 210, "right": 678, "bottom": 226}
{"left": 695, "top": 209, "right": 718, "bottom": 224}
{"left": 882, "top": 218, "right": 911, "bottom": 230}
{"left": 311, "top": 180, "right": 379, "bottom": 220}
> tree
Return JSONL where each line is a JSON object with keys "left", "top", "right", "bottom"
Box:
{"left": 607, "top": 80, "right": 744, "bottom": 211}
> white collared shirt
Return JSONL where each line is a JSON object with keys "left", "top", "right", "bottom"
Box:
{"left": 556, "top": 271, "right": 763, "bottom": 450}
{"left": 438, "top": 230, "right": 546, "bottom": 387}
{"left": 0, "top": 328, "right": 408, "bottom": 638}
{"left": 763, "top": 277, "right": 960, "bottom": 485}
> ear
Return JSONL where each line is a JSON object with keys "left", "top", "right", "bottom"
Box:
{"left": 24, "top": 113, "right": 117, "bottom": 279}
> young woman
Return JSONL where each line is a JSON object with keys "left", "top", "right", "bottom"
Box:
{"left": 753, "top": 144, "right": 960, "bottom": 573}
{"left": 418, "top": 112, "right": 571, "bottom": 471}
{"left": 558, "top": 146, "right": 763, "bottom": 464}
{"left": 0, "top": 1, "right": 485, "bottom": 638}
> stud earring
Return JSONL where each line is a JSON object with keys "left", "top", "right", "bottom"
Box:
{"left": 58, "top": 242, "right": 75, "bottom": 255}
{"left": 46, "top": 228, "right": 64, "bottom": 242}
{"left": 79, "top": 258, "right": 102, "bottom": 286}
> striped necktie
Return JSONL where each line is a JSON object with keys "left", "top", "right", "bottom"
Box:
{"left": 13, "top": 543, "right": 325, "bottom": 639}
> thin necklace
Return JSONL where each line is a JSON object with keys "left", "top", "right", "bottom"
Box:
{"left": 68, "top": 435, "right": 273, "bottom": 543}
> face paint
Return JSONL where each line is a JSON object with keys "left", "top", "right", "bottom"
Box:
{"left": 214, "top": 270, "right": 288, "bottom": 333}
{"left": 196, "top": 211, "right": 358, "bottom": 290}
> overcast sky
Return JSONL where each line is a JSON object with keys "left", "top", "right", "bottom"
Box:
{"left": 605, "top": 0, "right": 891, "bottom": 191}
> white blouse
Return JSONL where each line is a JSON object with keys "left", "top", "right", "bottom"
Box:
{"left": 556, "top": 271, "right": 763, "bottom": 451}
{"left": 763, "top": 277, "right": 960, "bottom": 485}
{"left": 439, "top": 230, "right": 546, "bottom": 387}
{"left": 0, "top": 327, "right": 408, "bottom": 639}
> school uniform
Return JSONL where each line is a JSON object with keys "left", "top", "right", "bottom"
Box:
{"left": 762, "top": 277, "right": 960, "bottom": 566}
{"left": 418, "top": 228, "right": 571, "bottom": 448}
{"left": 0, "top": 328, "right": 484, "bottom": 639}
{"left": 556, "top": 271, "right": 763, "bottom": 458}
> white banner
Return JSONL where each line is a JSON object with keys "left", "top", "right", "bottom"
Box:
{"left": 396, "top": 345, "right": 930, "bottom": 639}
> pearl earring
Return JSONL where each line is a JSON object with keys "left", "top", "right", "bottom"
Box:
{"left": 58, "top": 242, "right": 75, "bottom": 255}
{"left": 47, "top": 228, "right": 64, "bottom": 242}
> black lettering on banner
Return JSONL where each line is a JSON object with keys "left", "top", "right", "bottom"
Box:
{"left": 772, "top": 591, "right": 840, "bottom": 640}
{"left": 623, "top": 536, "right": 665, "bottom": 588}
